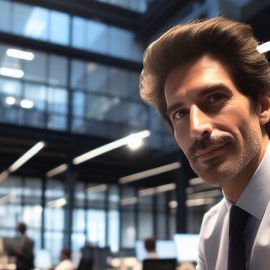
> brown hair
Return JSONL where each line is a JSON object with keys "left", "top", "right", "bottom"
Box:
{"left": 140, "top": 17, "right": 270, "bottom": 133}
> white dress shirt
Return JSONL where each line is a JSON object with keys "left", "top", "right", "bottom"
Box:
{"left": 197, "top": 143, "right": 270, "bottom": 270}
{"left": 55, "top": 259, "right": 75, "bottom": 270}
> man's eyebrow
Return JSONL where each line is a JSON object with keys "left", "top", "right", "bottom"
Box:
{"left": 166, "top": 84, "right": 230, "bottom": 116}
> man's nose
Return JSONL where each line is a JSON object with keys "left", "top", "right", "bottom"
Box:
{"left": 189, "top": 105, "right": 213, "bottom": 140}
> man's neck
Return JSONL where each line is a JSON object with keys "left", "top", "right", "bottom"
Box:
{"left": 222, "top": 137, "right": 269, "bottom": 203}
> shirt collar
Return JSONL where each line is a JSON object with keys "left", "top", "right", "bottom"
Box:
{"left": 227, "top": 142, "right": 270, "bottom": 219}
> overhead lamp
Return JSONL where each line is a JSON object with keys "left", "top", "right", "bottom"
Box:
{"left": 120, "top": 197, "right": 138, "bottom": 206}
{"left": 9, "top": 141, "right": 45, "bottom": 173}
{"left": 119, "top": 161, "right": 181, "bottom": 184}
{"left": 0, "top": 67, "right": 24, "bottom": 78}
{"left": 87, "top": 184, "right": 108, "bottom": 194}
{"left": 257, "top": 41, "right": 270, "bottom": 53}
{"left": 73, "top": 130, "right": 150, "bottom": 165}
{"left": 6, "top": 48, "right": 35, "bottom": 61}
{"left": 138, "top": 183, "right": 176, "bottom": 197}
{"left": 20, "top": 99, "right": 34, "bottom": 109}
{"left": 0, "top": 170, "right": 9, "bottom": 183}
{"left": 47, "top": 197, "right": 67, "bottom": 208}
{"left": 189, "top": 177, "right": 204, "bottom": 186}
{"left": 46, "top": 164, "right": 68, "bottom": 178}
{"left": 186, "top": 197, "right": 215, "bottom": 207}
{"left": 5, "top": 96, "right": 16, "bottom": 106}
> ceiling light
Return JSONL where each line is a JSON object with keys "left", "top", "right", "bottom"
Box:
{"left": 0, "top": 67, "right": 24, "bottom": 78}
{"left": 46, "top": 164, "right": 68, "bottom": 178}
{"left": 169, "top": 200, "right": 178, "bottom": 208}
{"left": 5, "top": 96, "right": 16, "bottom": 106}
{"left": 127, "top": 136, "right": 143, "bottom": 150}
{"left": 189, "top": 177, "right": 204, "bottom": 186}
{"left": 47, "top": 197, "right": 67, "bottom": 208}
{"left": 6, "top": 48, "right": 34, "bottom": 61}
{"left": 119, "top": 161, "right": 181, "bottom": 184}
{"left": 87, "top": 184, "right": 108, "bottom": 194}
{"left": 257, "top": 41, "right": 270, "bottom": 53}
{"left": 20, "top": 99, "right": 34, "bottom": 109}
{"left": 0, "top": 170, "right": 9, "bottom": 183}
{"left": 120, "top": 197, "right": 138, "bottom": 206}
{"left": 9, "top": 141, "right": 45, "bottom": 173}
{"left": 186, "top": 198, "right": 215, "bottom": 207}
{"left": 73, "top": 130, "right": 150, "bottom": 165}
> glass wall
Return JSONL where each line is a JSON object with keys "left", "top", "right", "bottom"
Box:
{"left": 0, "top": 0, "right": 143, "bottom": 61}
{"left": 0, "top": 176, "right": 180, "bottom": 263}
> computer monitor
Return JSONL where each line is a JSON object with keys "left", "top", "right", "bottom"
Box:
{"left": 34, "top": 249, "right": 52, "bottom": 269}
{"left": 173, "top": 234, "right": 199, "bottom": 262}
{"left": 135, "top": 240, "right": 177, "bottom": 261}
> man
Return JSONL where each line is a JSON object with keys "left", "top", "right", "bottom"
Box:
{"left": 139, "top": 17, "right": 270, "bottom": 270}
{"left": 55, "top": 249, "right": 75, "bottom": 270}
{"left": 15, "top": 222, "right": 34, "bottom": 270}
{"left": 144, "top": 237, "right": 158, "bottom": 259}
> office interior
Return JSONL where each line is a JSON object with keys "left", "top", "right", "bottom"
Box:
{"left": 0, "top": 0, "right": 269, "bottom": 269}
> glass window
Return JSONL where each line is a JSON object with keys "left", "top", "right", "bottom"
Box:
{"left": 47, "top": 114, "right": 67, "bottom": 130}
{"left": 87, "top": 63, "right": 108, "bottom": 92}
{"left": 121, "top": 212, "right": 135, "bottom": 248}
{"left": 49, "top": 11, "right": 70, "bottom": 45}
{"left": 86, "top": 21, "right": 108, "bottom": 54}
{"left": 0, "top": 1, "right": 11, "bottom": 32}
{"left": 44, "top": 231, "right": 64, "bottom": 264}
{"left": 13, "top": 3, "right": 49, "bottom": 40}
{"left": 48, "top": 55, "right": 68, "bottom": 86}
{"left": 108, "top": 67, "right": 128, "bottom": 97}
{"left": 24, "top": 51, "right": 47, "bottom": 83}
{"left": 48, "top": 87, "right": 67, "bottom": 114}
{"left": 72, "top": 232, "right": 86, "bottom": 252}
{"left": 24, "top": 83, "right": 47, "bottom": 111}
{"left": 72, "top": 17, "right": 87, "bottom": 49}
{"left": 138, "top": 196, "right": 153, "bottom": 239}
{"left": 71, "top": 60, "right": 87, "bottom": 89}
{"left": 87, "top": 209, "right": 106, "bottom": 247}
{"left": 45, "top": 207, "right": 64, "bottom": 230}
{"left": 73, "top": 209, "right": 86, "bottom": 232}
{"left": 72, "top": 91, "right": 85, "bottom": 117}
{"left": 108, "top": 210, "right": 119, "bottom": 252}
{"left": 86, "top": 184, "right": 106, "bottom": 209}
{"left": 0, "top": 77, "right": 22, "bottom": 97}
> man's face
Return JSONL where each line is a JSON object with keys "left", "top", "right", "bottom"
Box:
{"left": 164, "top": 53, "right": 268, "bottom": 186}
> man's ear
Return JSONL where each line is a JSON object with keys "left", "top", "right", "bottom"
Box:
{"left": 258, "top": 92, "right": 270, "bottom": 125}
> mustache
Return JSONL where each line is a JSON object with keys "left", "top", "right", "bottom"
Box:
{"left": 188, "top": 131, "right": 233, "bottom": 156}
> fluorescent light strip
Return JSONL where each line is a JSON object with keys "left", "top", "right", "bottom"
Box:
{"left": 186, "top": 197, "right": 215, "bottom": 207}
{"left": 120, "top": 197, "right": 138, "bottom": 206}
{"left": 0, "top": 170, "right": 9, "bottom": 183}
{"left": 9, "top": 141, "right": 45, "bottom": 173}
{"left": 0, "top": 67, "right": 24, "bottom": 78}
{"left": 47, "top": 197, "right": 67, "bottom": 208}
{"left": 6, "top": 48, "right": 35, "bottom": 61}
{"left": 46, "top": 164, "right": 68, "bottom": 178}
{"left": 138, "top": 183, "right": 176, "bottom": 197}
{"left": 119, "top": 162, "right": 181, "bottom": 184}
{"left": 87, "top": 184, "right": 108, "bottom": 194}
{"left": 189, "top": 177, "right": 204, "bottom": 186}
{"left": 257, "top": 41, "right": 270, "bottom": 53}
{"left": 73, "top": 130, "right": 150, "bottom": 165}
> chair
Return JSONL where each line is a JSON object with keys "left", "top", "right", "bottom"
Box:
{"left": 142, "top": 258, "right": 177, "bottom": 270}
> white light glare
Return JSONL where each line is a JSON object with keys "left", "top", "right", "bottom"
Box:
{"left": 87, "top": 184, "right": 108, "bottom": 194}
{"left": 0, "top": 67, "right": 24, "bottom": 78}
{"left": 46, "top": 164, "right": 68, "bottom": 178}
{"left": 9, "top": 141, "right": 46, "bottom": 172}
{"left": 20, "top": 99, "right": 34, "bottom": 109}
{"left": 119, "top": 162, "right": 181, "bottom": 184}
{"left": 5, "top": 96, "right": 16, "bottom": 105}
{"left": 73, "top": 130, "right": 150, "bottom": 165}
{"left": 47, "top": 197, "right": 67, "bottom": 208}
{"left": 127, "top": 134, "right": 143, "bottom": 150}
{"left": 6, "top": 48, "right": 35, "bottom": 61}
{"left": 257, "top": 41, "right": 270, "bottom": 53}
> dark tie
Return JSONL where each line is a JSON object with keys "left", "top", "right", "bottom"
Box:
{"left": 228, "top": 205, "right": 250, "bottom": 270}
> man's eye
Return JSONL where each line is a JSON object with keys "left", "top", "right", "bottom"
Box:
{"left": 208, "top": 93, "right": 226, "bottom": 103}
{"left": 174, "top": 109, "right": 188, "bottom": 119}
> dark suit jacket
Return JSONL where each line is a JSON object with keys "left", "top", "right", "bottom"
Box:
{"left": 15, "top": 234, "right": 34, "bottom": 270}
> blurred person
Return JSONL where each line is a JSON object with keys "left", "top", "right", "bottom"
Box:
{"left": 140, "top": 17, "right": 270, "bottom": 270}
{"left": 55, "top": 249, "right": 75, "bottom": 270}
{"left": 14, "top": 222, "right": 34, "bottom": 270}
{"left": 144, "top": 237, "right": 158, "bottom": 259}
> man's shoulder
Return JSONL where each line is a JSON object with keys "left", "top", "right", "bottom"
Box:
{"left": 201, "top": 198, "right": 226, "bottom": 229}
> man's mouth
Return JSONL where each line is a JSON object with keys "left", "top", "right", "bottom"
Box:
{"left": 195, "top": 143, "right": 228, "bottom": 161}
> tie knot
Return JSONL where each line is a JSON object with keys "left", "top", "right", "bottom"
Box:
{"left": 229, "top": 205, "right": 250, "bottom": 232}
